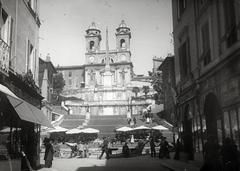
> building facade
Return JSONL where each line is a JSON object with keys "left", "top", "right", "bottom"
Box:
{"left": 0, "top": 0, "right": 51, "bottom": 170}
{"left": 57, "top": 21, "right": 153, "bottom": 118}
{"left": 159, "top": 56, "right": 176, "bottom": 124}
{"left": 39, "top": 54, "right": 57, "bottom": 121}
{"left": 172, "top": 0, "right": 240, "bottom": 160}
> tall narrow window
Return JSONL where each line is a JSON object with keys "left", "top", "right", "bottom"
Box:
{"left": 178, "top": 38, "right": 190, "bottom": 80}
{"left": 90, "top": 41, "right": 95, "bottom": 51}
{"left": 120, "top": 39, "right": 126, "bottom": 48}
{"left": 69, "top": 71, "right": 72, "bottom": 77}
{"left": 201, "top": 22, "right": 211, "bottom": 66}
{"left": 26, "top": 40, "right": 34, "bottom": 72}
{"left": 0, "top": 9, "right": 12, "bottom": 45}
{"left": 224, "top": 0, "right": 237, "bottom": 47}
{"left": 177, "top": 0, "right": 186, "bottom": 19}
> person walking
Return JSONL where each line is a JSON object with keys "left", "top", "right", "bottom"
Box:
{"left": 150, "top": 137, "right": 156, "bottom": 157}
{"left": 99, "top": 137, "right": 110, "bottom": 159}
{"left": 159, "top": 137, "right": 169, "bottom": 159}
{"left": 44, "top": 138, "right": 54, "bottom": 168}
{"left": 174, "top": 138, "right": 181, "bottom": 160}
{"left": 122, "top": 142, "right": 130, "bottom": 157}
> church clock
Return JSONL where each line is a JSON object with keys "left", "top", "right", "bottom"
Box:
{"left": 89, "top": 56, "right": 94, "bottom": 63}
{"left": 120, "top": 54, "right": 126, "bottom": 61}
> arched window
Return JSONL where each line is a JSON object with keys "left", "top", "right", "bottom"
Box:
{"left": 102, "top": 59, "right": 105, "bottom": 63}
{"left": 111, "top": 58, "right": 114, "bottom": 63}
{"left": 120, "top": 39, "right": 126, "bottom": 48}
{"left": 90, "top": 41, "right": 95, "bottom": 50}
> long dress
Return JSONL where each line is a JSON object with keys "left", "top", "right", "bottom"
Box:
{"left": 44, "top": 143, "right": 54, "bottom": 168}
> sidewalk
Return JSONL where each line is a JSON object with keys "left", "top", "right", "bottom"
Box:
{"left": 38, "top": 168, "right": 59, "bottom": 171}
{"left": 159, "top": 152, "right": 203, "bottom": 171}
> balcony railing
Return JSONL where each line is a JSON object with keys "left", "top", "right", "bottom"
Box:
{"left": 0, "top": 38, "right": 10, "bottom": 75}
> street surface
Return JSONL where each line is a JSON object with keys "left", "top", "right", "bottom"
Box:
{"left": 39, "top": 155, "right": 172, "bottom": 171}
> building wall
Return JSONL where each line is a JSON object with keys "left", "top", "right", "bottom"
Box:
{"left": 159, "top": 56, "right": 175, "bottom": 123}
{"left": 172, "top": 0, "right": 240, "bottom": 155}
{"left": 58, "top": 67, "right": 84, "bottom": 90}
{"left": 0, "top": 0, "right": 43, "bottom": 169}
{"left": 15, "top": 0, "right": 40, "bottom": 84}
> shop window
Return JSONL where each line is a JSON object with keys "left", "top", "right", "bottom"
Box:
{"left": 217, "top": 119, "right": 223, "bottom": 145}
{"left": 201, "top": 22, "right": 211, "bottom": 66}
{"left": 223, "top": 111, "right": 231, "bottom": 137}
{"left": 230, "top": 109, "right": 239, "bottom": 145}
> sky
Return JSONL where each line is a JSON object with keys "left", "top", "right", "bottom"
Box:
{"left": 39, "top": 0, "right": 173, "bottom": 75}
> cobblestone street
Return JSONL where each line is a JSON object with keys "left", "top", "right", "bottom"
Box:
{"left": 39, "top": 155, "right": 172, "bottom": 171}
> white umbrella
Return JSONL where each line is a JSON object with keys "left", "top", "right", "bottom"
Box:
{"left": 116, "top": 126, "right": 133, "bottom": 132}
{"left": 66, "top": 128, "right": 82, "bottom": 134}
{"left": 152, "top": 125, "right": 169, "bottom": 131}
{"left": 47, "top": 126, "right": 68, "bottom": 133}
{"left": 81, "top": 128, "right": 99, "bottom": 134}
{"left": 133, "top": 125, "right": 150, "bottom": 130}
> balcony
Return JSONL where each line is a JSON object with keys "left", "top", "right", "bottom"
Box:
{"left": 0, "top": 38, "right": 10, "bottom": 75}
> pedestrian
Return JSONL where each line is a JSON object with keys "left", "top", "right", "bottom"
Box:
{"left": 133, "top": 117, "right": 137, "bottom": 125}
{"left": 99, "top": 137, "right": 110, "bottom": 159}
{"left": 44, "top": 138, "right": 54, "bottom": 168}
{"left": 159, "top": 137, "right": 169, "bottom": 159}
{"left": 221, "top": 137, "right": 239, "bottom": 171}
{"left": 174, "top": 138, "right": 181, "bottom": 160}
{"left": 150, "top": 137, "right": 156, "bottom": 157}
{"left": 122, "top": 142, "right": 130, "bottom": 157}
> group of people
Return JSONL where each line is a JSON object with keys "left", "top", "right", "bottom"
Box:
{"left": 68, "top": 142, "right": 89, "bottom": 158}
{"left": 149, "top": 136, "right": 170, "bottom": 158}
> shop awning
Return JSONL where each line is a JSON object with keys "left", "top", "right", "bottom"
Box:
{"left": 0, "top": 84, "right": 53, "bottom": 128}
{"left": 116, "top": 126, "right": 133, "bottom": 132}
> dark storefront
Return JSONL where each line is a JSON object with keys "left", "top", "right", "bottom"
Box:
{"left": 177, "top": 54, "right": 240, "bottom": 161}
{"left": 0, "top": 74, "right": 52, "bottom": 171}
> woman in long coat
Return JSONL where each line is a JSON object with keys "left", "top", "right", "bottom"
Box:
{"left": 44, "top": 138, "right": 54, "bottom": 168}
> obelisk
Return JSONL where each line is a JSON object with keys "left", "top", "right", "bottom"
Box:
{"left": 103, "top": 28, "right": 112, "bottom": 87}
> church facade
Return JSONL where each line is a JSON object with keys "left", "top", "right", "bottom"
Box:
{"left": 57, "top": 21, "right": 154, "bottom": 117}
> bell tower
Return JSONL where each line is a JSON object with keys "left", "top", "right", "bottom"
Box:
{"left": 85, "top": 22, "right": 102, "bottom": 53}
{"left": 116, "top": 20, "right": 131, "bottom": 51}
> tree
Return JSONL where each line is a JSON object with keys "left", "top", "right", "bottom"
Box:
{"left": 149, "top": 71, "right": 163, "bottom": 104}
{"left": 132, "top": 86, "right": 140, "bottom": 98}
{"left": 53, "top": 72, "right": 65, "bottom": 94}
{"left": 52, "top": 72, "right": 65, "bottom": 105}
{"left": 142, "top": 86, "right": 150, "bottom": 98}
